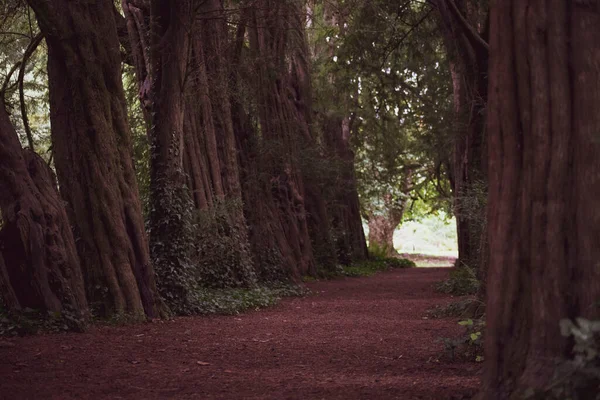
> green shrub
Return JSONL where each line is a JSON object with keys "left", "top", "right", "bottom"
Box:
{"left": 0, "top": 306, "right": 86, "bottom": 337}
{"left": 385, "top": 257, "right": 416, "bottom": 269}
{"left": 188, "top": 284, "right": 309, "bottom": 315}
{"left": 435, "top": 266, "right": 480, "bottom": 296}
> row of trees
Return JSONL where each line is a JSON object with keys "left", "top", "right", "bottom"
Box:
{"left": 1, "top": 0, "right": 599, "bottom": 398}
{"left": 313, "top": 0, "right": 600, "bottom": 397}
{"left": 0, "top": 0, "right": 368, "bottom": 319}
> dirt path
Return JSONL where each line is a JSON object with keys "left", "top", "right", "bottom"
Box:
{"left": 0, "top": 268, "right": 479, "bottom": 400}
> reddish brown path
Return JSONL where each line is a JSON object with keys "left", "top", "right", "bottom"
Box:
{"left": 0, "top": 268, "right": 479, "bottom": 400}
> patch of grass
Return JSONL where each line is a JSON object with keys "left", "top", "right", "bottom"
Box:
{"left": 435, "top": 266, "right": 480, "bottom": 296}
{"left": 341, "top": 256, "right": 416, "bottom": 278}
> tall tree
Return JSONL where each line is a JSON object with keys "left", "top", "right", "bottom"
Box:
{"left": 245, "top": 0, "right": 317, "bottom": 277}
{"left": 311, "top": 0, "right": 369, "bottom": 264}
{"left": 27, "top": 0, "right": 162, "bottom": 318}
{"left": 123, "top": 0, "right": 256, "bottom": 297}
{"left": 480, "top": 1, "right": 600, "bottom": 398}
{"left": 0, "top": 99, "right": 87, "bottom": 321}
{"left": 435, "top": 0, "right": 489, "bottom": 278}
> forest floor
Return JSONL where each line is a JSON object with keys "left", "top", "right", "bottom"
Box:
{"left": 0, "top": 266, "right": 480, "bottom": 400}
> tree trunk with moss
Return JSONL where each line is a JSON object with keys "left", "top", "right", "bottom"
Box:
{"left": 479, "top": 2, "right": 600, "bottom": 398}
{"left": 28, "top": 0, "right": 162, "bottom": 318}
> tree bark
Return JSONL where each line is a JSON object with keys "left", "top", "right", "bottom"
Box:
{"left": 27, "top": 0, "right": 162, "bottom": 318}
{"left": 229, "top": 9, "right": 303, "bottom": 282}
{"left": 247, "top": 0, "right": 316, "bottom": 277}
{"left": 367, "top": 214, "right": 401, "bottom": 256}
{"left": 480, "top": 2, "right": 600, "bottom": 398}
{"left": 322, "top": 115, "right": 369, "bottom": 264}
{"left": 436, "top": 0, "right": 489, "bottom": 279}
{"left": 0, "top": 100, "right": 87, "bottom": 320}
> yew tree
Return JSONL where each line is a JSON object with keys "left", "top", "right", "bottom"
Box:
{"left": 0, "top": 99, "right": 87, "bottom": 321}
{"left": 480, "top": 1, "right": 600, "bottom": 398}
{"left": 26, "top": 0, "right": 163, "bottom": 318}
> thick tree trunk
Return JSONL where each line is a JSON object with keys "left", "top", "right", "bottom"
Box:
{"left": 143, "top": 0, "right": 201, "bottom": 311}
{"left": 229, "top": 12, "right": 302, "bottom": 282}
{"left": 322, "top": 115, "right": 369, "bottom": 264}
{"left": 28, "top": 0, "right": 162, "bottom": 318}
{"left": 287, "top": 2, "right": 338, "bottom": 272}
{"left": 247, "top": 0, "right": 316, "bottom": 277}
{"left": 0, "top": 101, "right": 87, "bottom": 321}
{"left": 480, "top": 2, "right": 600, "bottom": 398}
{"left": 367, "top": 215, "right": 400, "bottom": 256}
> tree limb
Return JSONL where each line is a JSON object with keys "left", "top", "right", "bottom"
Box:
{"left": 0, "top": 61, "right": 21, "bottom": 97}
{"left": 445, "top": 0, "right": 488, "bottom": 53}
{"left": 18, "top": 32, "right": 43, "bottom": 151}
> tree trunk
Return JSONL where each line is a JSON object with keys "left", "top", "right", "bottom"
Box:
{"left": 322, "top": 114, "right": 369, "bottom": 264}
{"left": 0, "top": 100, "right": 87, "bottom": 321}
{"left": 286, "top": 1, "right": 338, "bottom": 272}
{"left": 247, "top": 0, "right": 316, "bottom": 277}
{"left": 480, "top": 2, "right": 600, "bottom": 398}
{"left": 436, "top": 0, "right": 489, "bottom": 279}
{"left": 28, "top": 0, "right": 162, "bottom": 318}
{"left": 143, "top": 0, "right": 201, "bottom": 312}
{"left": 229, "top": 10, "right": 302, "bottom": 282}
{"left": 367, "top": 215, "right": 400, "bottom": 257}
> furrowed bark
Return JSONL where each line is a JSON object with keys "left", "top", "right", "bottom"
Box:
{"left": 27, "top": 0, "right": 162, "bottom": 318}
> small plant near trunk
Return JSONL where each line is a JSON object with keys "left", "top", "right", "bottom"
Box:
{"left": 523, "top": 318, "right": 600, "bottom": 400}
{"left": 438, "top": 317, "right": 485, "bottom": 362}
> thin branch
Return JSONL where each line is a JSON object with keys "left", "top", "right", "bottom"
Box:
{"left": 18, "top": 32, "right": 43, "bottom": 151}
{"left": 446, "top": 0, "right": 488, "bottom": 52}
{"left": 0, "top": 60, "right": 21, "bottom": 96}
{"left": 379, "top": 6, "right": 434, "bottom": 70}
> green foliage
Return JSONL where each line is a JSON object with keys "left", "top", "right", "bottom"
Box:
{"left": 438, "top": 317, "right": 485, "bottom": 363}
{"left": 123, "top": 65, "right": 151, "bottom": 214}
{"left": 435, "top": 266, "right": 480, "bottom": 296}
{"left": 194, "top": 199, "right": 257, "bottom": 289}
{"left": 341, "top": 256, "right": 415, "bottom": 277}
{"left": 368, "top": 242, "right": 392, "bottom": 259}
{"left": 312, "top": 0, "right": 453, "bottom": 222}
{"left": 150, "top": 178, "right": 198, "bottom": 315}
{"left": 188, "top": 284, "right": 309, "bottom": 315}
{"left": 0, "top": 306, "right": 85, "bottom": 337}
{"left": 394, "top": 212, "right": 458, "bottom": 256}
{"left": 523, "top": 318, "right": 600, "bottom": 400}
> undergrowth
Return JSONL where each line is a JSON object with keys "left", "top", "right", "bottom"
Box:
{"left": 438, "top": 317, "right": 486, "bottom": 363}
{"left": 0, "top": 305, "right": 86, "bottom": 337}
{"left": 341, "top": 257, "right": 416, "bottom": 277}
{"left": 523, "top": 318, "right": 600, "bottom": 400}
{"left": 0, "top": 284, "right": 309, "bottom": 336}
{"left": 188, "top": 284, "right": 309, "bottom": 315}
{"left": 435, "top": 266, "right": 480, "bottom": 296}
{"left": 428, "top": 297, "right": 485, "bottom": 319}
